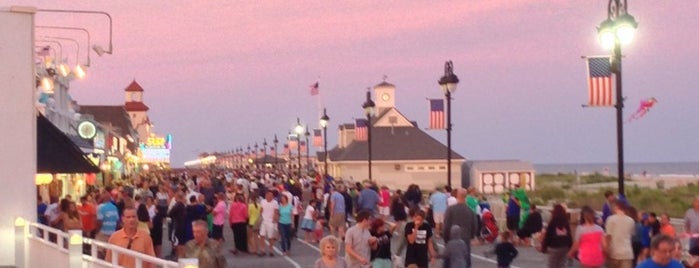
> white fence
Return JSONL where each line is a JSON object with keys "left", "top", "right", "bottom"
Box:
{"left": 15, "top": 218, "right": 197, "bottom": 268}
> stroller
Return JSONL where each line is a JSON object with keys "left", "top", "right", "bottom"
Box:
{"left": 480, "top": 208, "right": 499, "bottom": 243}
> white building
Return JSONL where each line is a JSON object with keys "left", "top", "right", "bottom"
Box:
{"left": 325, "top": 80, "right": 465, "bottom": 190}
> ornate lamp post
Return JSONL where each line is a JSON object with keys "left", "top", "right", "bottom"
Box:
{"left": 362, "top": 90, "right": 376, "bottom": 181}
{"left": 597, "top": 0, "right": 638, "bottom": 196}
{"left": 319, "top": 108, "right": 330, "bottom": 175}
{"left": 254, "top": 142, "right": 259, "bottom": 168}
{"left": 263, "top": 138, "right": 268, "bottom": 168}
{"left": 304, "top": 125, "right": 311, "bottom": 173}
{"left": 294, "top": 118, "right": 304, "bottom": 177}
{"left": 273, "top": 134, "right": 279, "bottom": 169}
{"left": 438, "top": 61, "right": 460, "bottom": 188}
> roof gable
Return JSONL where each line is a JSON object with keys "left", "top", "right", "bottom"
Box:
{"left": 125, "top": 80, "right": 144, "bottom": 92}
{"left": 373, "top": 107, "right": 413, "bottom": 127}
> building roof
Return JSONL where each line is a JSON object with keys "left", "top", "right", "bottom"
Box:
{"left": 374, "top": 81, "right": 395, "bottom": 88}
{"left": 124, "top": 101, "right": 150, "bottom": 112}
{"left": 465, "top": 160, "right": 534, "bottom": 172}
{"left": 124, "top": 80, "right": 144, "bottom": 92}
{"left": 328, "top": 126, "right": 465, "bottom": 161}
{"left": 79, "top": 105, "right": 137, "bottom": 139}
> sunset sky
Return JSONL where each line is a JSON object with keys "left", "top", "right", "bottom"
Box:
{"left": 12, "top": 1, "right": 699, "bottom": 166}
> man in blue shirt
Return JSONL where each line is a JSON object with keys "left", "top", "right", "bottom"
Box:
{"left": 357, "top": 181, "right": 380, "bottom": 216}
{"left": 95, "top": 192, "right": 120, "bottom": 257}
{"left": 429, "top": 187, "right": 448, "bottom": 237}
{"left": 329, "top": 185, "right": 346, "bottom": 239}
{"left": 636, "top": 234, "right": 684, "bottom": 268}
{"left": 601, "top": 190, "right": 628, "bottom": 224}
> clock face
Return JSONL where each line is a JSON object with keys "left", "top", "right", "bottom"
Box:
{"left": 78, "top": 121, "right": 97, "bottom": 139}
{"left": 381, "top": 93, "right": 391, "bottom": 101}
{"left": 131, "top": 92, "right": 138, "bottom": 101}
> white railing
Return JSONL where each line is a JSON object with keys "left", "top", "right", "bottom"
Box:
{"left": 16, "top": 218, "right": 197, "bottom": 268}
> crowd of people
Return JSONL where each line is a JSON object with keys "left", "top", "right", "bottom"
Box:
{"left": 36, "top": 167, "right": 699, "bottom": 268}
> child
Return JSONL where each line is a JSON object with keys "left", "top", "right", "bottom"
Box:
{"left": 437, "top": 225, "right": 468, "bottom": 268}
{"left": 494, "top": 231, "right": 518, "bottom": 268}
{"left": 314, "top": 218, "right": 326, "bottom": 243}
{"left": 300, "top": 199, "right": 318, "bottom": 243}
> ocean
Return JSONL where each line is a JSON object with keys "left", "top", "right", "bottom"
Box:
{"left": 534, "top": 162, "right": 699, "bottom": 176}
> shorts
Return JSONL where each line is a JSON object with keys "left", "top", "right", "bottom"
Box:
{"left": 379, "top": 206, "right": 390, "bottom": 216}
{"left": 300, "top": 218, "right": 316, "bottom": 231}
{"left": 329, "top": 213, "right": 346, "bottom": 229}
{"left": 259, "top": 221, "right": 278, "bottom": 239}
{"left": 433, "top": 212, "right": 445, "bottom": 224}
{"left": 212, "top": 224, "right": 224, "bottom": 240}
{"left": 506, "top": 215, "right": 520, "bottom": 231}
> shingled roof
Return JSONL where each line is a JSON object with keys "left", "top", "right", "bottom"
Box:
{"left": 328, "top": 126, "right": 464, "bottom": 161}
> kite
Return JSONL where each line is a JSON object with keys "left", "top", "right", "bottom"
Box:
{"left": 626, "top": 97, "right": 657, "bottom": 123}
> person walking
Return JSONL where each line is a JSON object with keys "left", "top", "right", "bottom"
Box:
{"left": 185, "top": 220, "right": 227, "bottom": 268}
{"left": 329, "top": 186, "right": 346, "bottom": 239}
{"left": 278, "top": 194, "right": 294, "bottom": 255}
{"left": 568, "top": 206, "right": 606, "bottom": 268}
{"left": 636, "top": 234, "right": 684, "bottom": 268}
{"left": 369, "top": 218, "right": 392, "bottom": 268}
{"left": 229, "top": 194, "right": 249, "bottom": 254}
{"left": 443, "top": 188, "right": 478, "bottom": 267}
{"left": 405, "top": 210, "right": 436, "bottom": 268}
{"left": 345, "top": 210, "right": 376, "bottom": 268}
{"left": 211, "top": 193, "right": 226, "bottom": 245}
{"left": 260, "top": 190, "right": 279, "bottom": 257}
{"left": 357, "top": 181, "right": 380, "bottom": 217}
{"left": 106, "top": 207, "right": 156, "bottom": 268}
{"left": 429, "top": 186, "right": 448, "bottom": 238}
{"left": 605, "top": 200, "right": 635, "bottom": 268}
{"left": 684, "top": 196, "right": 699, "bottom": 251}
{"left": 538, "top": 204, "right": 573, "bottom": 268}
{"left": 247, "top": 194, "right": 263, "bottom": 256}
{"left": 314, "top": 235, "right": 348, "bottom": 268}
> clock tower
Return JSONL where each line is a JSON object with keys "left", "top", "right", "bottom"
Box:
{"left": 373, "top": 79, "right": 395, "bottom": 115}
{"left": 124, "top": 79, "right": 151, "bottom": 143}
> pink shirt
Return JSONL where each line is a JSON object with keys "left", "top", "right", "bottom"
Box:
{"left": 575, "top": 224, "right": 605, "bottom": 266}
{"left": 212, "top": 200, "right": 227, "bottom": 225}
{"left": 228, "top": 201, "right": 248, "bottom": 224}
{"left": 379, "top": 189, "right": 391, "bottom": 207}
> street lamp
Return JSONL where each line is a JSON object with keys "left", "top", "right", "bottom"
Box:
{"left": 273, "top": 134, "right": 279, "bottom": 169}
{"left": 597, "top": 0, "right": 637, "bottom": 196}
{"left": 35, "top": 8, "right": 113, "bottom": 56}
{"left": 319, "top": 108, "right": 330, "bottom": 175}
{"left": 294, "top": 118, "right": 304, "bottom": 177}
{"left": 304, "top": 125, "right": 311, "bottom": 173}
{"left": 254, "top": 142, "right": 259, "bottom": 168}
{"left": 362, "top": 90, "right": 375, "bottom": 181}
{"left": 263, "top": 138, "right": 268, "bottom": 168}
{"left": 438, "top": 61, "right": 460, "bottom": 188}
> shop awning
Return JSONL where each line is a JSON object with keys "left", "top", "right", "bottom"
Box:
{"left": 37, "top": 114, "right": 100, "bottom": 173}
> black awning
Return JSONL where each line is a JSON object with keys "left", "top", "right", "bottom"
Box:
{"left": 37, "top": 114, "right": 100, "bottom": 173}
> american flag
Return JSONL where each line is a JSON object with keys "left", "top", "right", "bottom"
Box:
{"left": 355, "top": 119, "right": 368, "bottom": 141}
{"left": 429, "top": 99, "right": 445, "bottom": 129}
{"left": 300, "top": 141, "right": 307, "bottom": 152}
{"left": 309, "top": 82, "right": 319, "bottom": 96}
{"left": 289, "top": 135, "right": 298, "bottom": 150}
{"left": 313, "top": 129, "right": 323, "bottom": 147}
{"left": 587, "top": 56, "right": 613, "bottom": 107}
{"left": 283, "top": 144, "right": 289, "bottom": 154}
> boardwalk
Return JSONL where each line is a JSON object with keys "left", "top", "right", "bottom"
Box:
{"left": 160, "top": 222, "right": 579, "bottom": 268}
